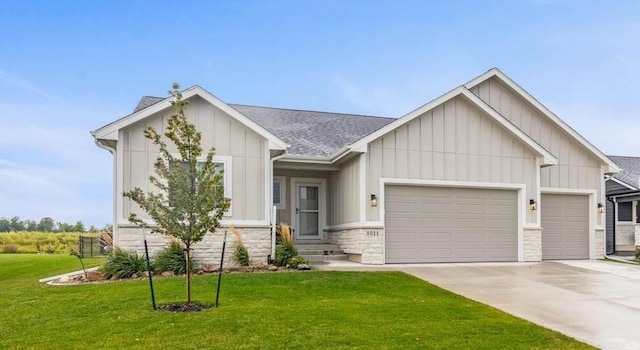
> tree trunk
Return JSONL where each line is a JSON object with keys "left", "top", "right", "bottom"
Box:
{"left": 185, "top": 246, "right": 191, "bottom": 304}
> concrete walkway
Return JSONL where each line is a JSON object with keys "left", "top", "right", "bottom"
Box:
{"left": 316, "top": 260, "right": 640, "bottom": 350}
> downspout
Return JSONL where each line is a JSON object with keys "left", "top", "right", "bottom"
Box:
{"left": 603, "top": 172, "right": 617, "bottom": 259}
{"left": 270, "top": 152, "right": 288, "bottom": 260}
{"left": 93, "top": 137, "right": 117, "bottom": 243}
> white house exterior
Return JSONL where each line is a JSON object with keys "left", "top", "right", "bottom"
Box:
{"left": 92, "top": 68, "right": 619, "bottom": 264}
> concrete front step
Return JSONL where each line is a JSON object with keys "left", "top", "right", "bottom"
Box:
{"left": 296, "top": 243, "right": 348, "bottom": 262}
{"left": 304, "top": 254, "right": 350, "bottom": 262}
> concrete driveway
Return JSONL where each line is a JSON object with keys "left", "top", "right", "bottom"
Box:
{"left": 397, "top": 261, "right": 640, "bottom": 350}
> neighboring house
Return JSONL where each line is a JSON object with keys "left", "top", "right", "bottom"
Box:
{"left": 605, "top": 155, "right": 640, "bottom": 254}
{"left": 92, "top": 68, "right": 619, "bottom": 265}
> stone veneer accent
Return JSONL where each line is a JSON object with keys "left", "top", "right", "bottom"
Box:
{"left": 594, "top": 229, "right": 605, "bottom": 259}
{"left": 115, "top": 225, "right": 272, "bottom": 266}
{"left": 635, "top": 225, "right": 640, "bottom": 249}
{"left": 523, "top": 228, "right": 542, "bottom": 261}
{"left": 327, "top": 227, "right": 384, "bottom": 264}
{"left": 616, "top": 223, "right": 636, "bottom": 245}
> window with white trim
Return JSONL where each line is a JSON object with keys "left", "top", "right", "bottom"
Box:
{"left": 273, "top": 176, "right": 286, "bottom": 209}
{"left": 169, "top": 156, "right": 232, "bottom": 216}
{"left": 618, "top": 202, "right": 632, "bottom": 222}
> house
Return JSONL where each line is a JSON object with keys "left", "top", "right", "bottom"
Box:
{"left": 605, "top": 155, "right": 640, "bottom": 254}
{"left": 92, "top": 68, "right": 619, "bottom": 264}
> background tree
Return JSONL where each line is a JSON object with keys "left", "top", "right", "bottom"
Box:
{"left": 37, "top": 217, "right": 55, "bottom": 232}
{"left": 123, "top": 83, "right": 230, "bottom": 305}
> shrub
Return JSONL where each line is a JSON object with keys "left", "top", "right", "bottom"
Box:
{"left": 234, "top": 244, "right": 250, "bottom": 266}
{"left": 274, "top": 223, "right": 298, "bottom": 267}
{"left": 287, "top": 255, "right": 308, "bottom": 269}
{"left": 100, "top": 247, "right": 147, "bottom": 279}
{"left": 230, "top": 227, "right": 250, "bottom": 266}
{"left": 275, "top": 243, "right": 298, "bottom": 267}
{"left": 153, "top": 240, "right": 198, "bottom": 275}
{"left": 2, "top": 244, "right": 18, "bottom": 253}
{"left": 636, "top": 247, "right": 640, "bottom": 260}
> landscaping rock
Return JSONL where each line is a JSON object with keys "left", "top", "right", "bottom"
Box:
{"left": 86, "top": 270, "right": 105, "bottom": 282}
{"left": 268, "top": 265, "right": 278, "bottom": 272}
{"left": 297, "top": 264, "right": 311, "bottom": 270}
{"left": 201, "top": 263, "right": 218, "bottom": 273}
{"left": 160, "top": 271, "right": 175, "bottom": 277}
{"left": 59, "top": 276, "right": 71, "bottom": 283}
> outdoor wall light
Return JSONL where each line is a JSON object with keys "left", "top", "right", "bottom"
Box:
{"left": 371, "top": 194, "right": 378, "bottom": 207}
{"left": 597, "top": 203, "right": 604, "bottom": 213}
{"left": 529, "top": 199, "right": 537, "bottom": 211}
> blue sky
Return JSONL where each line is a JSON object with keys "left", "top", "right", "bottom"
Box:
{"left": 1, "top": 0, "right": 639, "bottom": 228}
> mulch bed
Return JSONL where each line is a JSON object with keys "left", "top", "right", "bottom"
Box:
{"left": 157, "top": 302, "right": 212, "bottom": 312}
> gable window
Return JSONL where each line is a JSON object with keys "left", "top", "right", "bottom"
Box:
{"left": 618, "top": 202, "right": 632, "bottom": 222}
{"left": 273, "top": 176, "right": 286, "bottom": 209}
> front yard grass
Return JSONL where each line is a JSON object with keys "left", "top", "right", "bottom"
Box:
{"left": 1, "top": 254, "right": 594, "bottom": 349}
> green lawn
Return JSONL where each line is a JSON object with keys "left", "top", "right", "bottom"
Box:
{"left": 1, "top": 255, "right": 593, "bottom": 349}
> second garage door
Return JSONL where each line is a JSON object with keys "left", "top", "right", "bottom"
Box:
{"left": 541, "top": 193, "right": 589, "bottom": 260}
{"left": 385, "top": 186, "right": 518, "bottom": 263}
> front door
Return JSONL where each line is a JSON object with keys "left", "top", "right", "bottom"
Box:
{"left": 292, "top": 178, "right": 325, "bottom": 240}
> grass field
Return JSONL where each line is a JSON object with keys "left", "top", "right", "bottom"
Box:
{"left": 1, "top": 254, "right": 594, "bottom": 349}
{"left": 0, "top": 231, "right": 97, "bottom": 254}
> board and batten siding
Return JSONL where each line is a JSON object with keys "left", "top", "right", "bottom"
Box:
{"left": 367, "top": 96, "right": 538, "bottom": 222}
{"left": 327, "top": 156, "right": 360, "bottom": 226}
{"left": 470, "top": 78, "right": 603, "bottom": 190}
{"left": 121, "top": 95, "right": 267, "bottom": 221}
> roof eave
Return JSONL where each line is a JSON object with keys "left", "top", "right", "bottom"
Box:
{"left": 92, "top": 86, "right": 288, "bottom": 151}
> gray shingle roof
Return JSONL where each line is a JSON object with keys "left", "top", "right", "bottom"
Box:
{"left": 229, "top": 104, "right": 395, "bottom": 157}
{"left": 609, "top": 155, "right": 640, "bottom": 188}
{"left": 131, "top": 95, "right": 395, "bottom": 157}
{"left": 133, "top": 96, "right": 164, "bottom": 113}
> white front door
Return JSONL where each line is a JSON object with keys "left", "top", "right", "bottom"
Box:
{"left": 291, "top": 178, "right": 326, "bottom": 241}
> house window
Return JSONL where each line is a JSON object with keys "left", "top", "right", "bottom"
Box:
{"left": 618, "top": 202, "right": 632, "bottom": 222}
{"left": 273, "top": 176, "right": 286, "bottom": 210}
{"left": 169, "top": 156, "right": 232, "bottom": 215}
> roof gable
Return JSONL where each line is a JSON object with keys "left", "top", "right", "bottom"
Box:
{"left": 350, "top": 86, "right": 558, "bottom": 166}
{"left": 92, "top": 86, "right": 288, "bottom": 150}
{"left": 465, "top": 68, "right": 620, "bottom": 174}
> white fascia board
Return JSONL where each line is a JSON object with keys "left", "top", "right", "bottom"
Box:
{"left": 349, "top": 87, "right": 465, "bottom": 151}
{"left": 349, "top": 86, "right": 557, "bottom": 166}
{"left": 465, "top": 68, "right": 620, "bottom": 173}
{"left": 606, "top": 176, "right": 638, "bottom": 191}
{"left": 92, "top": 86, "right": 288, "bottom": 151}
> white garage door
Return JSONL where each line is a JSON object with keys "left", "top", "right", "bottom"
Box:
{"left": 541, "top": 194, "right": 589, "bottom": 260}
{"left": 385, "top": 186, "right": 518, "bottom": 263}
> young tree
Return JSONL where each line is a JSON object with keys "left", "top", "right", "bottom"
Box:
{"left": 123, "top": 83, "right": 231, "bottom": 305}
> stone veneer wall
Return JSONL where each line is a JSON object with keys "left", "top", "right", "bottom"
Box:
{"left": 523, "top": 228, "right": 542, "bottom": 261}
{"left": 635, "top": 225, "right": 640, "bottom": 248}
{"left": 327, "top": 227, "right": 384, "bottom": 265}
{"left": 616, "top": 223, "right": 635, "bottom": 245}
{"left": 594, "top": 229, "right": 605, "bottom": 259}
{"left": 115, "top": 225, "right": 272, "bottom": 266}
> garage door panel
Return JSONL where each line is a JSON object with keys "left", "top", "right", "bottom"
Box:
{"left": 385, "top": 186, "right": 518, "bottom": 263}
{"left": 541, "top": 194, "right": 589, "bottom": 260}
